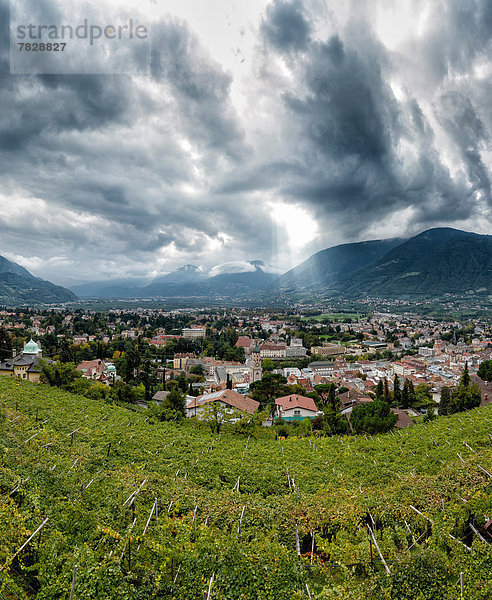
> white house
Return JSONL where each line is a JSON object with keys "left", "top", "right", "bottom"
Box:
{"left": 275, "top": 394, "right": 319, "bottom": 421}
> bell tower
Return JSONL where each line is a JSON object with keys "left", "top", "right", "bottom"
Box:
{"left": 250, "top": 343, "right": 262, "bottom": 382}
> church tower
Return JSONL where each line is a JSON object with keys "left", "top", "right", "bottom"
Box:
{"left": 250, "top": 343, "right": 262, "bottom": 383}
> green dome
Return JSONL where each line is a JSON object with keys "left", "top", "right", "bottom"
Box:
{"left": 23, "top": 339, "right": 40, "bottom": 355}
{"left": 106, "top": 364, "right": 116, "bottom": 373}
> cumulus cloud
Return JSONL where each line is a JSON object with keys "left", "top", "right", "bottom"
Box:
{"left": 0, "top": 0, "right": 490, "bottom": 287}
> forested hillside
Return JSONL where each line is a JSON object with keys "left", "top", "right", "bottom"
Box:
{"left": 0, "top": 379, "right": 491, "bottom": 599}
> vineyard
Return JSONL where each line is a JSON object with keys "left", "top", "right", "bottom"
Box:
{"left": 0, "top": 378, "right": 491, "bottom": 599}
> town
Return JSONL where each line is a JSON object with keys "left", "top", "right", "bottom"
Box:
{"left": 1, "top": 304, "right": 490, "bottom": 435}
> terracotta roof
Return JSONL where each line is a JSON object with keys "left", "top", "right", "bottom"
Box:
{"left": 188, "top": 389, "right": 259, "bottom": 415}
{"left": 391, "top": 408, "right": 414, "bottom": 428}
{"left": 260, "top": 343, "right": 286, "bottom": 350}
{"left": 77, "top": 360, "right": 106, "bottom": 371}
{"left": 275, "top": 394, "right": 318, "bottom": 412}
{"left": 236, "top": 336, "right": 253, "bottom": 348}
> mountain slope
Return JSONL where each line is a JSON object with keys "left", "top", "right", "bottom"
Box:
{"left": 77, "top": 261, "right": 278, "bottom": 299}
{"left": 0, "top": 255, "right": 36, "bottom": 280}
{"left": 0, "top": 271, "right": 77, "bottom": 305}
{"left": 152, "top": 264, "right": 207, "bottom": 285}
{"left": 273, "top": 238, "right": 402, "bottom": 291}
{"left": 340, "top": 228, "right": 491, "bottom": 297}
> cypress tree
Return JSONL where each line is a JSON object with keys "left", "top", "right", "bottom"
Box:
{"left": 439, "top": 387, "right": 451, "bottom": 416}
{"left": 401, "top": 379, "right": 409, "bottom": 408}
{"left": 393, "top": 375, "right": 401, "bottom": 407}
{"left": 384, "top": 378, "right": 390, "bottom": 403}
{"left": 460, "top": 362, "right": 470, "bottom": 387}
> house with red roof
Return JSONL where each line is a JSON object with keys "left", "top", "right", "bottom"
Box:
{"left": 235, "top": 336, "right": 255, "bottom": 354}
{"left": 275, "top": 394, "right": 319, "bottom": 421}
{"left": 187, "top": 389, "right": 259, "bottom": 419}
{"left": 76, "top": 359, "right": 106, "bottom": 380}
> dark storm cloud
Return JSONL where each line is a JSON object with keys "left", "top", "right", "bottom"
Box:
{"left": 260, "top": 0, "right": 311, "bottom": 52}
{"left": 255, "top": 0, "right": 492, "bottom": 239}
{"left": 435, "top": 91, "right": 491, "bottom": 198}
{"left": 0, "top": 0, "right": 256, "bottom": 283}
{"left": 0, "top": 0, "right": 490, "bottom": 285}
{"left": 151, "top": 19, "right": 246, "bottom": 161}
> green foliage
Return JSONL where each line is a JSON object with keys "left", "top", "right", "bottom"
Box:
{"left": 190, "top": 364, "right": 205, "bottom": 376}
{"left": 393, "top": 375, "right": 401, "bottom": 407}
{"left": 438, "top": 386, "right": 452, "bottom": 416}
{"left": 249, "top": 373, "right": 287, "bottom": 409}
{"left": 440, "top": 365, "right": 482, "bottom": 416}
{"left": 350, "top": 400, "right": 398, "bottom": 434}
{"left": 39, "top": 359, "right": 83, "bottom": 390}
{"left": 384, "top": 549, "right": 450, "bottom": 599}
{"left": 0, "top": 378, "right": 491, "bottom": 599}
{"left": 477, "top": 359, "right": 492, "bottom": 382}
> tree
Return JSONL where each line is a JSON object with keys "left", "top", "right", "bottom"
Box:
{"left": 375, "top": 380, "right": 384, "bottom": 401}
{"left": 262, "top": 358, "right": 275, "bottom": 372}
{"left": 401, "top": 380, "right": 409, "bottom": 409}
{"left": 150, "top": 387, "right": 186, "bottom": 422}
{"left": 460, "top": 361, "right": 470, "bottom": 387}
{"left": 401, "top": 379, "right": 416, "bottom": 408}
{"left": 59, "top": 339, "right": 74, "bottom": 364}
{"left": 200, "top": 402, "right": 242, "bottom": 435}
{"left": 393, "top": 375, "right": 401, "bottom": 407}
{"left": 249, "top": 373, "right": 287, "bottom": 410}
{"left": 423, "top": 407, "right": 436, "bottom": 423}
{"left": 140, "top": 350, "right": 158, "bottom": 404}
{"left": 438, "top": 387, "right": 452, "bottom": 415}
{"left": 167, "top": 388, "right": 186, "bottom": 415}
{"left": 477, "top": 360, "right": 492, "bottom": 382}
{"left": 176, "top": 371, "right": 188, "bottom": 393}
{"left": 190, "top": 364, "right": 205, "bottom": 376}
{"left": 0, "top": 328, "right": 12, "bottom": 361}
{"left": 351, "top": 400, "right": 397, "bottom": 434}
{"left": 450, "top": 367, "right": 481, "bottom": 414}
{"left": 415, "top": 383, "right": 432, "bottom": 406}
{"left": 439, "top": 365, "right": 482, "bottom": 416}
{"left": 39, "top": 360, "right": 83, "bottom": 391}
{"left": 384, "top": 378, "right": 391, "bottom": 403}
{"left": 314, "top": 383, "right": 337, "bottom": 408}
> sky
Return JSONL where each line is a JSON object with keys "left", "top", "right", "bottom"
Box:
{"left": 1, "top": 0, "right": 491, "bottom": 288}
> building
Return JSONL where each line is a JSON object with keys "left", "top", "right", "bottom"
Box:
{"left": 418, "top": 347, "right": 435, "bottom": 358}
{"left": 235, "top": 336, "right": 254, "bottom": 355}
{"left": 285, "top": 340, "right": 307, "bottom": 358}
{"left": 259, "top": 342, "right": 286, "bottom": 359}
{"left": 308, "top": 361, "right": 336, "bottom": 376}
{"left": 182, "top": 327, "right": 206, "bottom": 339}
{"left": 77, "top": 359, "right": 106, "bottom": 380}
{"left": 0, "top": 339, "right": 49, "bottom": 382}
{"left": 249, "top": 344, "right": 263, "bottom": 383}
{"left": 186, "top": 389, "right": 259, "bottom": 419}
{"left": 275, "top": 394, "right": 318, "bottom": 421}
{"left": 311, "top": 344, "right": 346, "bottom": 357}
{"left": 173, "top": 353, "right": 196, "bottom": 369}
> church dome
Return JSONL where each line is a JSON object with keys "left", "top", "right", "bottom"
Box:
{"left": 23, "top": 339, "right": 40, "bottom": 355}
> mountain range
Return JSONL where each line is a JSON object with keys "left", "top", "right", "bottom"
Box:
{"left": 274, "top": 227, "right": 491, "bottom": 298}
{"left": 0, "top": 255, "right": 77, "bottom": 305}
{"left": 72, "top": 228, "right": 492, "bottom": 301}
{"left": 2, "top": 227, "right": 490, "bottom": 304}
{"left": 71, "top": 261, "right": 279, "bottom": 299}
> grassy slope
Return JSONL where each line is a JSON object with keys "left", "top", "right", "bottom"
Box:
{"left": 0, "top": 378, "right": 491, "bottom": 599}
